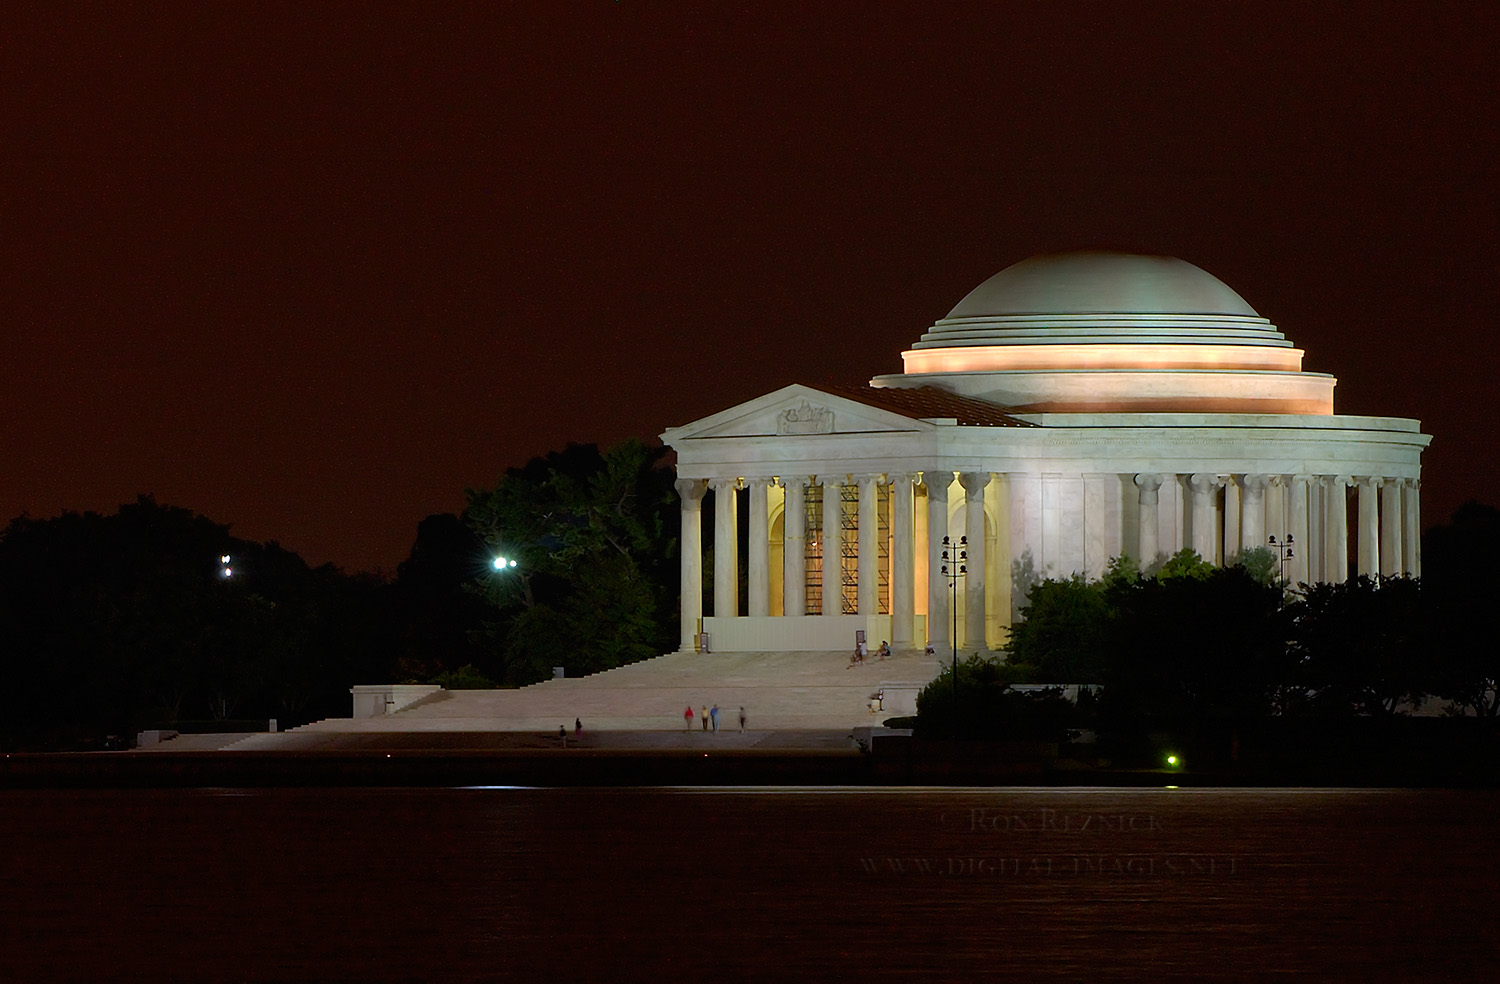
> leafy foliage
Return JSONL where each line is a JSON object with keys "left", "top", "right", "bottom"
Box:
{"left": 0, "top": 496, "right": 398, "bottom": 749}
{"left": 464, "top": 439, "right": 678, "bottom": 685}
{"left": 914, "top": 655, "right": 1074, "bottom": 740}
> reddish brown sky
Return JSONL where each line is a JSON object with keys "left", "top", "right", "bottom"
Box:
{"left": 2, "top": 3, "right": 1496, "bottom": 573}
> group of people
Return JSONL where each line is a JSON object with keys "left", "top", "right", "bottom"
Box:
{"left": 849, "top": 639, "right": 891, "bottom": 666}
{"left": 684, "top": 704, "right": 746, "bottom": 733}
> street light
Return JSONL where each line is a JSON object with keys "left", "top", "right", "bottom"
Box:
{"left": 492, "top": 555, "right": 518, "bottom": 571}
{"left": 941, "top": 535, "right": 967, "bottom": 737}
{"left": 1268, "top": 534, "right": 1294, "bottom": 602}
{"left": 219, "top": 554, "right": 232, "bottom": 579}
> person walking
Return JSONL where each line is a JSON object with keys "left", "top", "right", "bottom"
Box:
{"left": 684, "top": 705, "right": 694, "bottom": 731}
{"left": 559, "top": 724, "right": 567, "bottom": 747}
{"left": 738, "top": 706, "right": 746, "bottom": 733}
{"left": 701, "top": 705, "right": 709, "bottom": 731}
{"left": 710, "top": 704, "right": 719, "bottom": 732}
{"left": 575, "top": 717, "right": 582, "bottom": 738}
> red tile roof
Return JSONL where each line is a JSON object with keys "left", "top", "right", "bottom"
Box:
{"left": 812, "top": 383, "right": 1038, "bottom": 427}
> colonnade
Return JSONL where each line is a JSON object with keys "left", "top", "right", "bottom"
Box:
{"left": 677, "top": 470, "right": 1420, "bottom": 654}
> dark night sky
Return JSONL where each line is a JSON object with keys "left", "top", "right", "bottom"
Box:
{"left": 2, "top": 2, "right": 1496, "bottom": 573}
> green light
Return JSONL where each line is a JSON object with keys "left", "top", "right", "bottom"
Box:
{"left": 1166, "top": 754, "right": 1179, "bottom": 767}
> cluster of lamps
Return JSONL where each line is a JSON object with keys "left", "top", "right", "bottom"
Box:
{"left": 941, "top": 535, "right": 967, "bottom": 736}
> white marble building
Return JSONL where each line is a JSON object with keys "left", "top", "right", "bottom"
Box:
{"left": 661, "top": 252, "right": 1429, "bottom": 655}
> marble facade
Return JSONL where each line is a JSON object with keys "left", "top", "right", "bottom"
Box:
{"left": 661, "top": 253, "right": 1429, "bottom": 654}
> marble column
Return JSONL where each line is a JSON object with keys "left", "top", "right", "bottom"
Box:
{"left": 891, "top": 473, "right": 916, "bottom": 649}
{"left": 960, "top": 472, "right": 990, "bottom": 652}
{"left": 819, "top": 476, "right": 843, "bottom": 615}
{"left": 925, "top": 474, "right": 950, "bottom": 654}
{"left": 1356, "top": 477, "right": 1379, "bottom": 577}
{"left": 1188, "top": 473, "right": 1220, "bottom": 562}
{"left": 1402, "top": 479, "right": 1421, "bottom": 576}
{"left": 858, "top": 474, "right": 881, "bottom": 616}
{"left": 676, "top": 477, "right": 707, "bottom": 652}
{"left": 747, "top": 479, "right": 770, "bottom": 616}
{"left": 1238, "top": 474, "right": 1269, "bottom": 553}
{"left": 711, "top": 478, "right": 738, "bottom": 619}
{"left": 782, "top": 477, "right": 807, "bottom": 617}
{"left": 1135, "top": 473, "right": 1164, "bottom": 563}
{"left": 1380, "top": 478, "right": 1402, "bottom": 577}
{"left": 1223, "top": 479, "right": 1242, "bottom": 562}
{"left": 1289, "top": 475, "right": 1310, "bottom": 586}
{"left": 1325, "top": 476, "right": 1350, "bottom": 583}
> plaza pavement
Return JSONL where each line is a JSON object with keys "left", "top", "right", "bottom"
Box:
{"left": 221, "top": 648, "right": 942, "bottom": 752}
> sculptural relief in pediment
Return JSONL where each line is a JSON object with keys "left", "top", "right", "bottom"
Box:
{"left": 776, "top": 400, "right": 834, "bottom": 435}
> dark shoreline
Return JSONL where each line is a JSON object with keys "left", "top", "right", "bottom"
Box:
{"left": 5, "top": 747, "right": 1498, "bottom": 789}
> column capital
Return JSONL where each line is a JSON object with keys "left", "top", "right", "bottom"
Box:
{"left": 920, "top": 470, "right": 952, "bottom": 494}
{"left": 958, "top": 471, "right": 992, "bottom": 496}
{"left": 1134, "top": 472, "right": 1164, "bottom": 493}
{"left": 1189, "top": 472, "right": 1224, "bottom": 493}
{"left": 813, "top": 474, "right": 848, "bottom": 488}
{"left": 708, "top": 476, "right": 740, "bottom": 492}
{"left": 1353, "top": 475, "right": 1383, "bottom": 488}
{"left": 777, "top": 474, "right": 810, "bottom": 490}
{"left": 675, "top": 477, "right": 707, "bottom": 501}
{"left": 1236, "top": 473, "right": 1271, "bottom": 493}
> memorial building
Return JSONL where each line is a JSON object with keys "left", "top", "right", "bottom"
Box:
{"left": 661, "top": 252, "right": 1430, "bottom": 655}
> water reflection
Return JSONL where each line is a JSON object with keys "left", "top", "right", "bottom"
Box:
{"left": 1, "top": 787, "right": 1495, "bottom": 981}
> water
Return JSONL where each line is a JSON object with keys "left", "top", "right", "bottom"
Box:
{"left": 2, "top": 786, "right": 1496, "bottom": 982}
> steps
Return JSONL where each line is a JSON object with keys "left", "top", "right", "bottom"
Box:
{"left": 228, "top": 649, "right": 943, "bottom": 749}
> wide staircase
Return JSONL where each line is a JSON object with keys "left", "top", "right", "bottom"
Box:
{"left": 230, "top": 648, "right": 942, "bottom": 749}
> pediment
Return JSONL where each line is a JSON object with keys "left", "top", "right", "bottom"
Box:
{"left": 663, "top": 384, "right": 931, "bottom": 442}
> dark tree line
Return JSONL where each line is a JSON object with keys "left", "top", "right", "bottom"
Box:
{"left": 0, "top": 496, "right": 395, "bottom": 749}
{"left": 917, "top": 503, "right": 1500, "bottom": 753}
{"left": 0, "top": 440, "right": 682, "bottom": 749}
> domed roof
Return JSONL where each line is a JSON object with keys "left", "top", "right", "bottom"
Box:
{"left": 910, "top": 250, "right": 1286, "bottom": 352}
{"left": 871, "top": 249, "right": 1336, "bottom": 415}
{"left": 947, "top": 251, "right": 1259, "bottom": 319}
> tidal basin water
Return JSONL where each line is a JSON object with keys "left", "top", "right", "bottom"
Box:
{"left": 2, "top": 786, "right": 1496, "bottom": 982}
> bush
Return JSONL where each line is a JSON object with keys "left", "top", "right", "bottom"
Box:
{"left": 915, "top": 655, "right": 1075, "bottom": 741}
{"left": 429, "top": 663, "right": 499, "bottom": 690}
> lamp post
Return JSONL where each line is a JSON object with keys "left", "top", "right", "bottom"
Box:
{"left": 1268, "top": 534, "right": 1294, "bottom": 604}
{"left": 941, "top": 535, "right": 967, "bottom": 737}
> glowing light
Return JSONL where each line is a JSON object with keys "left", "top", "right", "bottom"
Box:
{"left": 902, "top": 343, "right": 1306, "bottom": 375}
{"left": 1166, "top": 754, "right": 1181, "bottom": 768}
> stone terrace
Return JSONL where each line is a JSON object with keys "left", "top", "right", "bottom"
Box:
{"left": 228, "top": 649, "right": 942, "bottom": 751}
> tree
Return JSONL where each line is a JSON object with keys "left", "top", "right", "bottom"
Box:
{"left": 464, "top": 439, "right": 678, "bottom": 685}
{"left": 1102, "top": 564, "right": 1289, "bottom": 725}
{"left": 914, "top": 655, "right": 1072, "bottom": 741}
{"left": 1003, "top": 574, "right": 1110, "bottom": 681}
{"left": 1286, "top": 575, "right": 1429, "bottom": 716}
{"left": 1419, "top": 503, "right": 1500, "bottom": 717}
{"left": 0, "top": 496, "right": 401, "bottom": 749}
